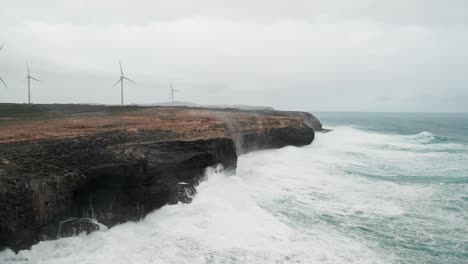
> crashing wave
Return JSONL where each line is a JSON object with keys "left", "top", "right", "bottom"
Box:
{"left": 408, "top": 131, "right": 440, "bottom": 144}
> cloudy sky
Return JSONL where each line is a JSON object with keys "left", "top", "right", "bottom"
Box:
{"left": 1, "top": 0, "right": 467, "bottom": 112}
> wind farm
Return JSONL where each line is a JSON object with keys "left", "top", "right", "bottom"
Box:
{"left": 1, "top": 46, "right": 153, "bottom": 105}
{"left": 0, "top": 43, "right": 262, "bottom": 108}
{"left": 0, "top": 42, "right": 270, "bottom": 108}
{"left": 0, "top": 40, "right": 199, "bottom": 106}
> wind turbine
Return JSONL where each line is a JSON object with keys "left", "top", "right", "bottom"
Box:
{"left": 112, "top": 61, "right": 135, "bottom": 105}
{"left": 169, "top": 80, "right": 180, "bottom": 104}
{"left": 25, "top": 63, "right": 39, "bottom": 104}
{"left": 0, "top": 43, "right": 7, "bottom": 89}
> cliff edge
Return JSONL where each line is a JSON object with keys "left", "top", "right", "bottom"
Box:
{"left": 0, "top": 104, "right": 322, "bottom": 251}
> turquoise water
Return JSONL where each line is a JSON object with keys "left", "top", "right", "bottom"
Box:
{"left": 316, "top": 112, "right": 468, "bottom": 263}
{"left": 317, "top": 112, "right": 468, "bottom": 142}
{"left": 1, "top": 112, "right": 467, "bottom": 263}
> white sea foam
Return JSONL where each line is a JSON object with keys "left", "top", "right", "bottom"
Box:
{"left": 2, "top": 126, "right": 463, "bottom": 264}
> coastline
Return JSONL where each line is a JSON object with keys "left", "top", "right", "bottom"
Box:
{"left": 0, "top": 103, "right": 321, "bottom": 251}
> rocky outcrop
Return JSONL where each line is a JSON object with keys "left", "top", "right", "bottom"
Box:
{"left": 0, "top": 104, "right": 320, "bottom": 251}
{"left": 0, "top": 135, "right": 236, "bottom": 250}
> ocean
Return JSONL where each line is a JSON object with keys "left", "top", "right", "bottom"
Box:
{"left": 1, "top": 112, "right": 467, "bottom": 264}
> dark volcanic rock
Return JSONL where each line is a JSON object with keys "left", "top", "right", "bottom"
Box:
{"left": 0, "top": 104, "right": 319, "bottom": 252}
{"left": 0, "top": 134, "right": 237, "bottom": 251}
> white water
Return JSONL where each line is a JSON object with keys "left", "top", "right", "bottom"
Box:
{"left": 2, "top": 126, "right": 465, "bottom": 264}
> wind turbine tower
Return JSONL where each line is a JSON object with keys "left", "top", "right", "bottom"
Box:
{"left": 25, "top": 64, "right": 39, "bottom": 104}
{"left": 0, "top": 43, "right": 8, "bottom": 89}
{"left": 113, "top": 61, "right": 135, "bottom": 105}
{"left": 169, "top": 80, "right": 180, "bottom": 104}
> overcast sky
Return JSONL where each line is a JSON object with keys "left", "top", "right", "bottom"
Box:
{"left": 1, "top": 0, "right": 467, "bottom": 112}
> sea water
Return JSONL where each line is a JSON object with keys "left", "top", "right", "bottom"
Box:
{"left": 1, "top": 112, "right": 467, "bottom": 264}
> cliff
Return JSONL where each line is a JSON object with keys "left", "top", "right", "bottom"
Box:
{"left": 0, "top": 104, "right": 321, "bottom": 251}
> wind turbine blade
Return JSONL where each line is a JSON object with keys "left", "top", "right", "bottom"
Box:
{"left": 168, "top": 80, "right": 174, "bottom": 90}
{"left": 174, "top": 89, "right": 181, "bottom": 92}
{"left": 0, "top": 76, "right": 8, "bottom": 89}
{"left": 112, "top": 79, "right": 121, "bottom": 87}
{"left": 27, "top": 63, "right": 30, "bottom": 76}
{"left": 123, "top": 77, "right": 136, "bottom": 84}
{"left": 119, "top": 61, "right": 123, "bottom": 76}
{"left": 30, "top": 76, "right": 40, "bottom": 82}
{"left": 0, "top": 43, "right": 4, "bottom": 51}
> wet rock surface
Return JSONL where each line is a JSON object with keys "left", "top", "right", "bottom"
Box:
{"left": 0, "top": 104, "right": 320, "bottom": 251}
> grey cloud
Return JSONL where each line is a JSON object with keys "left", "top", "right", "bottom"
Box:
{"left": 1, "top": 1, "right": 468, "bottom": 111}
{"left": 3, "top": 1, "right": 468, "bottom": 26}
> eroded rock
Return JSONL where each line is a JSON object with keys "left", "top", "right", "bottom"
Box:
{"left": 0, "top": 104, "right": 320, "bottom": 251}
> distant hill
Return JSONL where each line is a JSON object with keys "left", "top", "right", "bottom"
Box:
{"left": 144, "top": 101, "right": 275, "bottom": 111}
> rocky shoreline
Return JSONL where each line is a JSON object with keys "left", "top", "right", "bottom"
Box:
{"left": 0, "top": 104, "right": 321, "bottom": 251}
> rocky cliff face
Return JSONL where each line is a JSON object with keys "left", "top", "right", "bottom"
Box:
{"left": 0, "top": 136, "right": 237, "bottom": 250}
{"left": 0, "top": 104, "right": 320, "bottom": 251}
